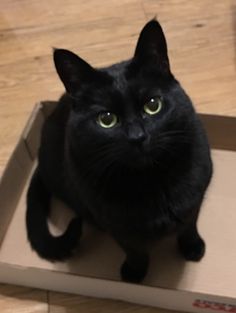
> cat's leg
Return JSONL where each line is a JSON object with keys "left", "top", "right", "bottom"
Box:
{"left": 114, "top": 235, "right": 149, "bottom": 283}
{"left": 121, "top": 250, "right": 149, "bottom": 283}
{"left": 177, "top": 217, "right": 205, "bottom": 261}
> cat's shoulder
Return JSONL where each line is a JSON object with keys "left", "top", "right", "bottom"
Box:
{"left": 40, "top": 93, "right": 71, "bottom": 153}
{"left": 45, "top": 94, "right": 71, "bottom": 126}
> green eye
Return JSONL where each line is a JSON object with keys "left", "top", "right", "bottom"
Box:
{"left": 144, "top": 97, "right": 163, "bottom": 115}
{"left": 97, "top": 112, "right": 118, "bottom": 128}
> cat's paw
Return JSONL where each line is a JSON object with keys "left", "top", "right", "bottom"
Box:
{"left": 120, "top": 261, "right": 148, "bottom": 283}
{"left": 179, "top": 236, "right": 205, "bottom": 261}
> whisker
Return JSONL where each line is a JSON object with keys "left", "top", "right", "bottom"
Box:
{"left": 80, "top": 143, "right": 124, "bottom": 181}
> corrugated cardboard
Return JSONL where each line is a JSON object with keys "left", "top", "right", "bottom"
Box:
{"left": 0, "top": 101, "right": 235, "bottom": 313}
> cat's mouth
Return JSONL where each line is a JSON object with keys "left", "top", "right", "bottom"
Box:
{"left": 122, "top": 144, "right": 154, "bottom": 169}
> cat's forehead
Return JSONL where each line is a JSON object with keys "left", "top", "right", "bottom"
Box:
{"left": 102, "top": 60, "right": 166, "bottom": 100}
{"left": 101, "top": 60, "right": 131, "bottom": 92}
{"left": 106, "top": 59, "right": 169, "bottom": 87}
{"left": 96, "top": 62, "right": 142, "bottom": 114}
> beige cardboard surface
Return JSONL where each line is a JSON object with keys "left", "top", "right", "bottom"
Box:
{"left": 0, "top": 139, "right": 33, "bottom": 244}
{"left": 0, "top": 149, "right": 235, "bottom": 298}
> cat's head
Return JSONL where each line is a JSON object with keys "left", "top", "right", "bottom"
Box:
{"left": 53, "top": 20, "right": 196, "bottom": 175}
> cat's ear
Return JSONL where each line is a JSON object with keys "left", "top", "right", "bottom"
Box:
{"left": 134, "top": 19, "right": 170, "bottom": 72}
{"left": 53, "top": 49, "right": 95, "bottom": 94}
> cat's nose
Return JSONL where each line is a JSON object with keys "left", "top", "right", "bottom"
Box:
{"left": 129, "top": 131, "right": 146, "bottom": 144}
{"left": 127, "top": 124, "right": 147, "bottom": 144}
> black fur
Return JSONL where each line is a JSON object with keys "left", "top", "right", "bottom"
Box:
{"left": 26, "top": 19, "right": 212, "bottom": 283}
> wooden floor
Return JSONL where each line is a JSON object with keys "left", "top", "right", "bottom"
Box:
{"left": 0, "top": 0, "right": 235, "bottom": 312}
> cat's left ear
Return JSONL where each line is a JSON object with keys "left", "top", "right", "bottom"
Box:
{"left": 134, "top": 19, "right": 170, "bottom": 72}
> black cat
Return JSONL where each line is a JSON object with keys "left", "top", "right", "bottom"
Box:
{"left": 26, "top": 19, "right": 212, "bottom": 283}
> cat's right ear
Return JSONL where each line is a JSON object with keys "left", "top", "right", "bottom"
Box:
{"left": 53, "top": 49, "right": 95, "bottom": 95}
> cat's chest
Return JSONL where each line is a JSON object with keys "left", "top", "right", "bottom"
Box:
{"left": 74, "top": 168, "right": 192, "bottom": 235}
{"left": 87, "top": 184, "right": 177, "bottom": 236}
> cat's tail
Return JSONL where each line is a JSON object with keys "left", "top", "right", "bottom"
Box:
{"left": 26, "top": 168, "right": 82, "bottom": 261}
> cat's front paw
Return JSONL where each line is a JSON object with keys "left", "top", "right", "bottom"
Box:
{"left": 179, "top": 236, "right": 205, "bottom": 261}
{"left": 120, "top": 261, "right": 148, "bottom": 283}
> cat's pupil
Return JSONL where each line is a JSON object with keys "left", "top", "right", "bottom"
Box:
{"left": 149, "top": 98, "right": 158, "bottom": 109}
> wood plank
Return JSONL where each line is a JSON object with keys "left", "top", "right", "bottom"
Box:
{"left": 49, "top": 292, "right": 181, "bottom": 313}
{"left": 0, "top": 284, "right": 48, "bottom": 313}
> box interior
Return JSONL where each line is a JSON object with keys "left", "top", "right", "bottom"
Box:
{"left": 0, "top": 102, "right": 235, "bottom": 299}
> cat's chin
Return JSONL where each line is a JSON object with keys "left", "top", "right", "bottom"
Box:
{"left": 124, "top": 154, "right": 155, "bottom": 170}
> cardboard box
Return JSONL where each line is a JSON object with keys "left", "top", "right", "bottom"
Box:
{"left": 0, "top": 101, "right": 235, "bottom": 313}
